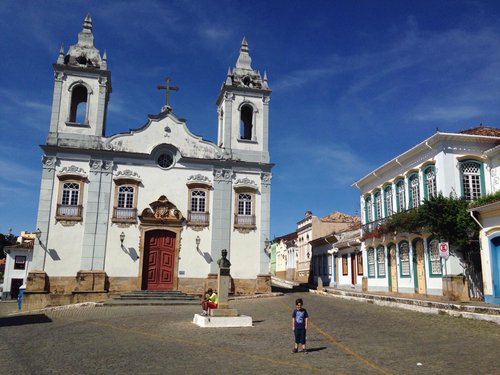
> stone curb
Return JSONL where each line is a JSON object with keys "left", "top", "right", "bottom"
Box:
{"left": 310, "top": 289, "right": 500, "bottom": 325}
{"left": 6, "top": 302, "right": 102, "bottom": 316}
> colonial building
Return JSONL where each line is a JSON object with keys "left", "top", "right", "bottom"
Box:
{"left": 310, "top": 225, "right": 362, "bottom": 289}
{"left": 353, "top": 126, "right": 500, "bottom": 299}
{"left": 296, "top": 211, "right": 359, "bottom": 283}
{"left": 273, "top": 232, "right": 297, "bottom": 280}
{"left": 469, "top": 143, "right": 500, "bottom": 304}
{"left": 2, "top": 232, "right": 35, "bottom": 300}
{"left": 25, "top": 15, "right": 273, "bottom": 310}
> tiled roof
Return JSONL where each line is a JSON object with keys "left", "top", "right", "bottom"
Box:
{"left": 6, "top": 241, "right": 34, "bottom": 250}
{"left": 321, "top": 211, "right": 360, "bottom": 223}
{"left": 459, "top": 125, "right": 500, "bottom": 137}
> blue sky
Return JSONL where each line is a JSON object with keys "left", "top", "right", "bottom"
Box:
{"left": 2, "top": 0, "right": 500, "bottom": 238}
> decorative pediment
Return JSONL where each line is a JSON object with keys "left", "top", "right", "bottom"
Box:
{"left": 57, "top": 165, "right": 87, "bottom": 180}
{"left": 114, "top": 169, "right": 142, "bottom": 183}
{"left": 186, "top": 174, "right": 212, "bottom": 188}
{"left": 139, "top": 195, "right": 184, "bottom": 226}
{"left": 234, "top": 177, "right": 258, "bottom": 191}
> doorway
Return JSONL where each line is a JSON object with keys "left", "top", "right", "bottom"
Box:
{"left": 142, "top": 230, "right": 176, "bottom": 290}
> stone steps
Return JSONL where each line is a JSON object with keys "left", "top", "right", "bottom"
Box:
{"left": 102, "top": 290, "right": 201, "bottom": 306}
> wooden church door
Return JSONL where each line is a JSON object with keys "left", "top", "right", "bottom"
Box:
{"left": 142, "top": 230, "right": 175, "bottom": 290}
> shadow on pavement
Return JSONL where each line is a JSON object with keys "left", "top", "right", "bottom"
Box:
{"left": 272, "top": 285, "right": 311, "bottom": 294}
{"left": 307, "top": 347, "right": 327, "bottom": 353}
{"left": 0, "top": 314, "right": 52, "bottom": 327}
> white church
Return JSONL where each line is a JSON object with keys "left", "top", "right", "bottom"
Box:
{"left": 24, "top": 15, "right": 273, "bottom": 310}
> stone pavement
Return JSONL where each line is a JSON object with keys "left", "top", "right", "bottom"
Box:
{"left": 1, "top": 292, "right": 499, "bottom": 374}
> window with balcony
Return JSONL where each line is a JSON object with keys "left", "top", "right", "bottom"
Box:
{"left": 460, "top": 160, "right": 484, "bottom": 201}
{"left": 56, "top": 179, "right": 84, "bottom": 221}
{"left": 235, "top": 192, "right": 255, "bottom": 227}
{"left": 188, "top": 189, "right": 210, "bottom": 226}
{"left": 112, "top": 185, "right": 138, "bottom": 223}
{"left": 408, "top": 173, "right": 420, "bottom": 208}
{"left": 365, "top": 196, "right": 373, "bottom": 223}
{"left": 396, "top": 179, "right": 406, "bottom": 212}
{"left": 424, "top": 165, "right": 437, "bottom": 199}
{"left": 374, "top": 191, "right": 382, "bottom": 220}
{"left": 112, "top": 171, "right": 141, "bottom": 223}
{"left": 384, "top": 185, "right": 393, "bottom": 217}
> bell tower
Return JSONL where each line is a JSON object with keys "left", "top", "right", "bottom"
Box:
{"left": 216, "top": 38, "right": 271, "bottom": 163}
{"left": 47, "top": 14, "right": 111, "bottom": 145}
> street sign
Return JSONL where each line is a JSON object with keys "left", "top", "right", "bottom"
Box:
{"left": 439, "top": 242, "right": 449, "bottom": 260}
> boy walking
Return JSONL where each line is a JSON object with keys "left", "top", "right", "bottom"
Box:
{"left": 292, "top": 298, "right": 309, "bottom": 353}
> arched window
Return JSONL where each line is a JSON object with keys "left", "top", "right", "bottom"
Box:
{"left": 365, "top": 196, "right": 373, "bottom": 223}
{"left": 427, "top": 239, "right": 442, "bottom": 276}
{"left": 367, "top": 248, "right": 375, "bottom": 277}
{"left": 409, "top": 173, "right": 420, "bottom": 208}
{"left": 374, "top": 191, "right": 382, "bottom": 220}
{"left": 396, "top": 179, "right": 406, "bottom": 212}
{"left": 460, "top": 160, "right": 483, "bottom": 201}
{"left": 384, "top": 185, "right": 393, "bottom": 217}
{"left": 118, "top": 186, "right": 135, "bottom": 209}
{"left": 57, "top": 180, "right": 84, "bottom": 220}
{"left": 240, "top": 105, "right": 253, "bottom": 140}
{"left": 69, "top": 85, "right": 88, "bottom": 124}
{"left": 424, "top": 166, "right": 437, "bottom": 199}
{"left": 376, "top": 246, "right": 386, "bottom": 277}
{"left": 399, "top": 241, "right": 410, "bottom": 277}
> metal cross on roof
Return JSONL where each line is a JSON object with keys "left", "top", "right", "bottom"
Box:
{"left": 157, "top": 77, "right": 179, "bottom": 111}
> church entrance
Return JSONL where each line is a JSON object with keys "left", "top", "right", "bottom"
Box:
{"left": 142, "top": 230, "right": 176, "bottom": 290}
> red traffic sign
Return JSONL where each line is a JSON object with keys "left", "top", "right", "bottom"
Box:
{"left": 439, "top": 242, "right": 449, "bottom": 259}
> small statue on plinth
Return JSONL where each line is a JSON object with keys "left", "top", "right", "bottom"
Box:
{"left": 217, "top": 249, "right": 231, "bottom": 269}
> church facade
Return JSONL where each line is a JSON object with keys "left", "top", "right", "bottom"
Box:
{"left": 25, "top": 15, "right": 272, "bottom": 310}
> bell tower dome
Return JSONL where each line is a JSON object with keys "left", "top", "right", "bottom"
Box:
{"left": 216, "top": 38, "right": 271, "bottom": 163}
{"left": 47, "top": 14, "right": 111, "bottom": 146}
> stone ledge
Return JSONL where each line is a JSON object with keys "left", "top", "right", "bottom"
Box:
{"left": 192, "top": 314, "right": 252, "bottom": 327}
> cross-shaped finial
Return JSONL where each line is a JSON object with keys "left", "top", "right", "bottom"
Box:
{"left": 157, "top": 77, "right": 179, "bottom": 112}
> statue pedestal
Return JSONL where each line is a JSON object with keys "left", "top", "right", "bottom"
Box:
{"left": 192, "top": 314, "right": 253, "bottom": 327}
{"left": 193, "top": 249, "right": 252, "bottom": 327}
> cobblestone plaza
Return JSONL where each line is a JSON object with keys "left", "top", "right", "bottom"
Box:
{"left": 1, "top": 293, "right": 499, "bottom": 374}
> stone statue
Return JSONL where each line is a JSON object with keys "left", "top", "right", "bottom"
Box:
{"left": 217, "top": 249, "right": 231, "bottom": 269}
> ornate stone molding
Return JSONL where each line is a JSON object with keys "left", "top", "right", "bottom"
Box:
{"left": 234, "top": 177, "right": 257, "bottom": 190}
{"left": 224, "top": 92, "right": 235, "bottom": 101}
{"left": 213, "top": 168, "right": 233, "bottom": 182}
{"left": 57, "top": 165, "right": 87, "bottom": 179}
{"left": 114, "top": 169, "right": 141, "bottom": 183}
{"left": 90, "top": 159, "right": 113, "bottom": 175}
{"left": 139, "top": 195, "right": 184, "bottom": 226}
{"left": 187, "top": 174, "right": 211, "bottom": 187}
{"left": 42, "top": 156, "right": 57, "bottom": 171}
{"left": 260, "top": 172, "right": 272, "bottom": 186}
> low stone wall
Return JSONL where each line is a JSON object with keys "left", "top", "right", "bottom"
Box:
{"left": 22, "top": 271, "right": 272, "bottom": 311}
{"left": 442, "top": 275, "right": 470, "bottom": 301}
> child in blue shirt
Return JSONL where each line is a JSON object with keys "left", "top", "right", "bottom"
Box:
{"left": 292, "top": 298, "right": 309, "bottom": 353}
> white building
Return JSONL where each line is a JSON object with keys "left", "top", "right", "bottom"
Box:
{"left": 25, "top": 15, "right": 273, "bottom": 310}
{"left": 353, "top": 126, "right": 500, "bottom": 298}
{"left": 2, "top": 232, "right": 35, "bottom": 300}
{"left": 310, "top": 226, "right": 362, "bottom": 289}
{"left": 469, "top": 144, "right": 500, "bottom": 304}
{"left": 273, "top": 232, "right": 297, "bottom": 280}
{"left": 296, "top": 211, "right": 359, "bottom": 283}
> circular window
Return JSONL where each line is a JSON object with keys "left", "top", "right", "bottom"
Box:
{"left": 157, "top": 152, "right": 174, "bottom": 169}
